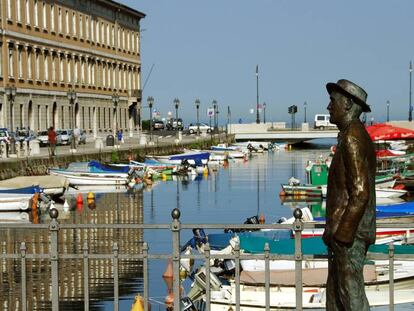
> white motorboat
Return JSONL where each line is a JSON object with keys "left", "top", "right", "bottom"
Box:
{"left": 49, "top": 168, "right": 129, "bottom": 186}
{"left": 0, "top": 195, "right": 32, "bottom": 211}
{"left": 0, "top": 175, "right": 68, "bottom": 197}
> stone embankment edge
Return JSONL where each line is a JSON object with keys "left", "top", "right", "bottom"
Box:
{"left": 0, "top": 135, "right": 233, "bottom": 180}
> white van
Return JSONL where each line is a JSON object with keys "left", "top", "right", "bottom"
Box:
{"left": 314, "top": 114, "right": 336, "bottom": 129}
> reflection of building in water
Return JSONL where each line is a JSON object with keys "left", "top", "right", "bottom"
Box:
{"left": 0, "top": 190, "right": 144, "bottom": 310}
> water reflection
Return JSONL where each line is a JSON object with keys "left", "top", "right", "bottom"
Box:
{"left": 0, "top": 189, "right": 145, "bottom": 310}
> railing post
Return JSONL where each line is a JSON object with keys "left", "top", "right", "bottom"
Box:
{"left": 171, "top": 208, "right": 181, "bottom": 311}
{"left": 143, "top": 242, "right": 149, "bottom": 311}
{"left": 205, "top": 242, "right": 211, "bottom": 311}
{"left": 113, "top": 242, "right": 119, "bottom": 311}
{"left": 20, "top": 242, "right": 27, "bottom": 311}
{"left": 49, "top": 209, "right": 60, "bottom": 311}
{"left": 264, "top": 242, "right": 270, "bottom": 311}
{"left": 83, "top": 241, "right": 89, "bottom": 311}
{"left": 234, "top": 243, "right": 241, "bottom": 311}
{"left": 293, "top": 208, "right": 303, "bottom": 311}
{"left": 389, "top": 242, "right": 394, "bottom": 311}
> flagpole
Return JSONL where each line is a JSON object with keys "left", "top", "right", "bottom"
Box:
{"left": 256, "top": 65, "right": 260, "bottom": 124}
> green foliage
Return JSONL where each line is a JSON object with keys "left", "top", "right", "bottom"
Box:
{"left": 142, "top": 120, "right": 150, "bottom": 131}
{"left": 111, "top": 150, "right": 119, "bottom": 163}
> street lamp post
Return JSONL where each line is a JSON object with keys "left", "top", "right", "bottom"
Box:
{"left": 212, "top": 100, "right": 218, "bottom": 133}
{"left": 386, "top": 100, "right": 390, "bottom": 122}
{"left": 173, "top": 98, "right": 180, "bottom": 131}
{"left": 263, "top": 102, "right": 266, "bottom": 123}
{"left": 67, "top": 89, "right": 77, "bottom": 152}
{"left": 256, "top": 65, "right": 260, "bottom": 124}
{"left": 195, "top": 99, "right": 200, "bottom": 135}
{"left": 5, "top": 86, "right": 17, "bottom": 155}
{"left": 410, "top": 61, "right": 412, "bottom": 122}
{"left": 147, "top": 96, "right": 154, "bottom": 141}
{"left": 304, "top": 101, "right": 307, "bottom": 123}
{"left": 112, "top": 93, "right": 120, "bottom": 140}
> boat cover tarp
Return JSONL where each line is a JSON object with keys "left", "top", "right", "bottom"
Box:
{"left": 0, "top": 175, "right": 68, "bottom": 191}
{"left": 240, "top": 265, "right": 376, "bottom": 286}
{"left": 88, "top": 160, "right": 130, "bottom": 173}
{"left": 367, "top": 123, "right": 414, "bottom": 141}
{"left": 239, "top": 236, "right": 414, "bottom": 255}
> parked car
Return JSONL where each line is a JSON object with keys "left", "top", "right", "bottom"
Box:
{"left": 314, "top": 114, "right": 336, "bottom": 129}
{"left": 152, "top": 120, "right": 165, "bottom": 130}
{"left": 57, "top": 129, "right": 73, "bottom": 145}
{"left": 166, "top": 118, "right": 183, "bottom": 131}
{"left": 15, "top": 128, "right": 36, "bottom": 142}
{"left": 37, "top": 130, "right": 62, "bottom": 147}
{"left": 0, "top": 128, "right": 10, "bottom": 144}
{"left": 78, "top": 129, "right": 87, "bottom": 145}
{"left": 188, "top": 123, "right": 213, "bottom": 134}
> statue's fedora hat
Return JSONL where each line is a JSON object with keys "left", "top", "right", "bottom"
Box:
{"left": 326, "top": 79, "right": 370, "bottom": 113}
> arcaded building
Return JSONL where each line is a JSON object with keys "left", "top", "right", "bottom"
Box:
{"left": 0, "top": 0, "right": 145, "bottom": 136}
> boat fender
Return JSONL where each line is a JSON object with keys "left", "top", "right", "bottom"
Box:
{"left": 87, "top": 192, "right": 95, "bottom": 200}
{"left": 259, "top": 214, "right": 265, "bottom": 224}
{"left": 31, "top": 192, "right": 39, "bottom": 211}
{"left": 76, "top": 193, "right": 83, "bottom": 204}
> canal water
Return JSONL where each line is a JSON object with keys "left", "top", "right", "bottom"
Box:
{"left": 1, "top": 140, "right": 412, "bottom": 310}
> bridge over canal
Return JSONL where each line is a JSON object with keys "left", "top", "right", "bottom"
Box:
{"left": 228, "top": 123, "right": 339, "bottom": 144}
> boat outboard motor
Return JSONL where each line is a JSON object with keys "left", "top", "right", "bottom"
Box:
{"left": 180, "top": 297, "right": 197, "bottom": 311}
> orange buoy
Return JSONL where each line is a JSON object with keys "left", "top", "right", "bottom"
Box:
{"left": 162, "top": 259, "right": 173, "bottom": 279}
{"left": 87, "top": 192, "right": 95, "bottom": 200}
{"left": 76, "top": 193, "right": 83, "bottom": 204}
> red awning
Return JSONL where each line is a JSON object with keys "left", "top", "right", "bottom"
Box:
{"left": 366, "top": 123, "right": 414, "bottom": 141}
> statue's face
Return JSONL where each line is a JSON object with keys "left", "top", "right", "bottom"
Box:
{"left": 327, "top": 91, "right": 348, "bottom": 125}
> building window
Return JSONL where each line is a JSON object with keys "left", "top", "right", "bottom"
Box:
{"left": 136, "top": 34, "right": 140, "bottom": 53}
{"left": 59, "top": 57, "right": 64, "bottom": 82}
{"left": 90, "top": 18, "right": 94, "bottom": 41}
{"left": 111, "top": 26, "right": 115, "bottom": 47}
{"left": 27, "top": 49, "right": 32, "bottom": 79}
{"left": 17, "top": 0, "right": 22, "bottom": 22}
{"left": 79, "top": 15, "right": 83, "bottom": 38}
{"left": 65, "top": 10, "right": 69, "bottom": 34}
{"left": 122, "top": 29, "right": 125, "bottom": 50}
{"left": 127, "top": 31, "right": 130, "bottom": 51}
{"left": 118, "top": 67, "right": 122, "bottom": 89}
{"left": 128, "top": 70, "right": 131, "bottom": 90}
{"left": 42, "top": 1, "right": 47, "bottom": 28}
{"left": 117, "top": 27, "right": 120, "bottom": 48}
{"left": 52, "top": 55, "right": 56, "bottom": 82}
{"left": 67, "top": 58, "right": 71, "bottom": 83}
{"left": 133, "top": 69, "right": 136, "bottom": 89}
{"left": 85, "top": 16, "right": 89, "bottom": 39}
{"left": 25, "top": 0, "right": 30, "bottom": 24}
{"left": 7, "top": 0, "right": 12, "bottom": 20}
{"left": 95, "top": 20, "right": 99, "bottom": 43}
{"left": 106, "top": 24, "right": 110, "bottom": 46}
{"left": 123, "top": 69, "right": 126, "bottom": 90}
{"left": 101, "top": 22, "right": 105, "bottom": 45}
{"left": 72, "top": 12, "right": 76, "bottom": 36}
{"left": 102, "top": 64, "right": 106, "bottom": 87}
{"left": 18, "top": 48, "right": 23, "bottom": 78}
{"left": 81, "top": 59, "right": 85, "bottom": 83}
{"left": 44, "top": 53, "right": 49, "bottom": 81}
{"left": 87, "top": 62, "right": 91, "bottom": 85}
{"left": 91, "top": 63, "right": 95, "bottom": 85}
{"left": 34, "top": 0, "right": 39, "bottom": 27}
{"left": 131, "top": 33, "right": 135, "bottom": 53}
{"left": 0, "top": 44, "right": 2, "bottom": 77}
{"left": 35, "top": 51, "right": 40, "bottom": 80}
{"left": 58, "top": 7, "right": 62, "bottom": 33}
{"left": 74, "top": 59, "right": 78, "bottom": 83}
{"left": 50, "top": 4, "right": 55, "bottom": 31}
{"left": 108, "top": 64, "right": 111, "bottom": 88}
{"left": 8, "top": 47, "right": 14, "bottom": 77}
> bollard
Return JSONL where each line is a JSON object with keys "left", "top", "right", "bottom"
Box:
{"left": 22, "top": 141, "right": 28, "bottom": 157}
{"left": 171, "top": 208, "right": 181, "bottom": 311}
{"left": 16, "top": 142, "right": 22, "bottom": 158}
{"left": 29, "top": 139, "right": 40, "bottom": 155}
{"left": 0, "top": 141, "right": 7, "bottom": 158}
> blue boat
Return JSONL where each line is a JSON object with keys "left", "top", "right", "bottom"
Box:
{"left": 0, "top": 185, "right": 42, "bottom": 194}
{"left": 147, "top": 151, "right": 210, "bottom": 166}
{"left": 88, "top": 160, "right": 130, "bottom": 173}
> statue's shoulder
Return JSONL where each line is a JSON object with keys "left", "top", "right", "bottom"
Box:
{"left": 344, "top": 121, "right": 372, "bottom": 145}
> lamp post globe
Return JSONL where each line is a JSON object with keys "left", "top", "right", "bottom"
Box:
{"left": 195, "top": 99, "right": 200, "bottom": 135}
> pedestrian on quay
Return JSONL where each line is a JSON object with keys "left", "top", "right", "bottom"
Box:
{"left": 117, "top": 129, "right": 123, "bottom": 144}
{"left": 47, "top": 126, "right": 57, "bottom": 156}
{"left": 74, "top": 126, "right": 81, "bottom": 146}
{"left": 322, "top": 79, "right": 376, "bottom": 310}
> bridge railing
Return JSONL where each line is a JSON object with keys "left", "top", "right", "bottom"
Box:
{"left": 0, "top": 208, "right": 412, "bottom": 311}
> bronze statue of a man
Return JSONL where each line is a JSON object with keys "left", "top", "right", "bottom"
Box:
{"left": 322, "top": 79, "right": 376, "bottom": 310}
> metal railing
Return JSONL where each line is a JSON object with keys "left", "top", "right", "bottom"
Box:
{"left": 1, "top": 207, "right": 413, "bottom": 311}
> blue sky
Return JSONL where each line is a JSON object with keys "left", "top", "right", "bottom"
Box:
{"left": 120, "top": 0, "right": 414, "bottom": 125}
